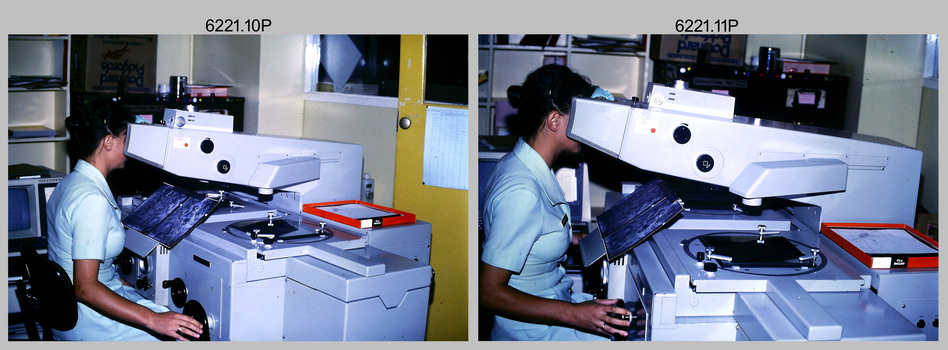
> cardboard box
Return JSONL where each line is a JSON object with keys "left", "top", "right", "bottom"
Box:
{"left": 187, "top": 85, "right": 229, "bottom": 97}
{"left": 72, "top": 35, "right": 157, "bottom": 94}
{"left": 781, "top": 59, "right": 832, "bottom": 75}
{"left": 650, "top": 34, "right": 747, "bottom": 67}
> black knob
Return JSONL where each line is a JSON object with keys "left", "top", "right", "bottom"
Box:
{"left": 917, "top": 319, "right": 926, "bottom": 329}
{"left": 117, "top": 256, "right": 133, "bottom": 276}
{"left": 136, "top": 276, "right": 150, "bottom": 291}
{"left": 182, "top": 300, "right": 211, "bottom": 341}
{"left": 200, "top": 139, "right": 215, "bottom": 154}
{"left": 673, "top": 124, "right": 691, "bottom": 144}
{"left": 115, "top": 250, "right": 135, "bottom": 275}
{"left": 163, "top": 278, "right": 188, "bottom": 308}
{"left": 696, "top": 154, "right": 715, "bottom": 173}
{"left": 217, "top": 160, "right": 231, "bottom": 174}
{"left": 608, "top": 299, "right": 631, "bottom": 341}
{"left": 704, "top": 263, "right": 718, "bottom": 272}
{"left": 608, "top": 299, "right": 631, "bottom": 321}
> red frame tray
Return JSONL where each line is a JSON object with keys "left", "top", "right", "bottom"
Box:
{"left": 303, "top": 200, "right": 415, "bottom": 229}
{"left": 820, "top": 222, "right": 938, "bottom": 269}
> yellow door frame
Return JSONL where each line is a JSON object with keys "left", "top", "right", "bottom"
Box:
{"left": 395, "top": 34, "right": 469, "bottom": 341}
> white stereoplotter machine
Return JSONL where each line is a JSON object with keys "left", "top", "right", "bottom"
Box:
{"left": 117, "top": 109, "right": 432, "bottom": 341}
{"left": 570, "top": 84, "right": 937, "bottom": 341}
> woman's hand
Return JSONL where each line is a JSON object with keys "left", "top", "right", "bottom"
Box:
{"left": 567, "top": 298, "right": 631, "bottom": 338}
{"left": 73, "top": 259, "right": 203, "bottom": 341}
{"left": 146, "top": 311, "right": 204, "bottom": 341}
{"left": 571, "top": 232, "right": 587, "bottom": 246}
{"left": 481, "top": 262, "right": 632, "bottom": 338}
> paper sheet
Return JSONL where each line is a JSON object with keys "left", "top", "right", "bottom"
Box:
{"left": 834, "top": 228, "right": 937, "bottom": 255}
{"left": 314, "top": 203, "right": 398, "bottom": 220}
{"left": 423, "top": 106, "right": 468, "bottom": 190}
{"left": 555, "top": 167, "right": 578, "bottom": 202}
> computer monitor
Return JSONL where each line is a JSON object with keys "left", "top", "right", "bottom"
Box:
{"left": 478, "top": 153, "right": 591, "bottom": 224}
{"left": 555, "top": 162, "right": 591, "bottom": 223}
{"left": 8, "top": 164, "right": 64, "bottom": 241}
{"left": 477, "top": 151, "right": 506, "bottom": 218}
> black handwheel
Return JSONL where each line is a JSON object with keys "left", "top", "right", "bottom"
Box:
{"left": 115, "top": 250, "right": 134, "bottom": 275}
{"left": 181, "top": 300, "right": 210, "bottom": 341}
{"left": 163, "top": 278, "right": 188, "bottom": 308}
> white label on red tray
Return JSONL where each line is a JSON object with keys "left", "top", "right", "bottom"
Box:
{"left": 871, "top": 257, "right": 892, "bottom": 269}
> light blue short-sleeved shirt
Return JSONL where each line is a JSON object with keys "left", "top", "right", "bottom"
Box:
{"left": 481, "top": 138, "right": 606, "bottom": 341}
{"left": 46, "top": 160, "right": 168, "bottom": 341}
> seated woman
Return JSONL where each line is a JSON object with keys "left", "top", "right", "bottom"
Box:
{"left": 479, "top": 64, "right": 631, "bottom": 341}
{"left": 46, "top": 99, "right": 203, "bottom": 341}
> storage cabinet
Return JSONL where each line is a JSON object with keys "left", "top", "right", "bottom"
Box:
{"left": 8, "top": 35, "right": 71, "bottom": 173}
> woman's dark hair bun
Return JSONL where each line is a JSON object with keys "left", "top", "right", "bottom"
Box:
{"left": 64, "top": 115, "right": 81, "bottom": 132}
{"left": 65, "top": 98, "right": 134, "bottom": 161}
{"left": 503, "top": 64, "right": 595, "bottom": 138}
{"left": 506, "top": 85, "right": 523, "bottom": 108}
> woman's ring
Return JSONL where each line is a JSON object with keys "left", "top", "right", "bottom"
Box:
{"left": 177, "top": 326, "right": 181, "bottom": 333}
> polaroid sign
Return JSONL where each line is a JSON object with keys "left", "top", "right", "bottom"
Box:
{"left": 72, "top": 35, "right": 157, "bottom": 94}
{"left": 650, "top": 34, "right": 747, "bottom": 67}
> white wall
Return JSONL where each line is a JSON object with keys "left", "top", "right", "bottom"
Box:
{"left": 257, "top": 35, "right": 306, "bottom": 137}
{"left": 257, "top": 35, "right": 305, "bottom": 137}
{"left": 856, "top": 35, "right": 926, "bottom": 146}
{"left": 302, "top": 101, "right": 397, "bottom": 208}
{"left": 804, "top": 34, "right": 927, "bottom": 147}
{"left": 192, "top": 35, "right": 262, "bottom": 133}
{"left": 155, "top": 35, "right": 191, "bottom": 91}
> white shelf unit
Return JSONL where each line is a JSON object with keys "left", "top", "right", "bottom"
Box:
{"left": 8, "top": 35, "right": 71, "bottom": 173}
{"left": 478, "top": 34, "right": 652, "bottom": 136}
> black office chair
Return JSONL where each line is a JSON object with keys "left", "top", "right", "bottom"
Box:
{"left": 14, "top": 243, "right": 78, "bottom": 340}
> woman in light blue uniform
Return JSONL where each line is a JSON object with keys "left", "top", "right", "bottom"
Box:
{"left": 46, "top": 99, "right": 203, "bottom": 341}
{"left": 480, "top": 65, "right": 630, "bottom": 340}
